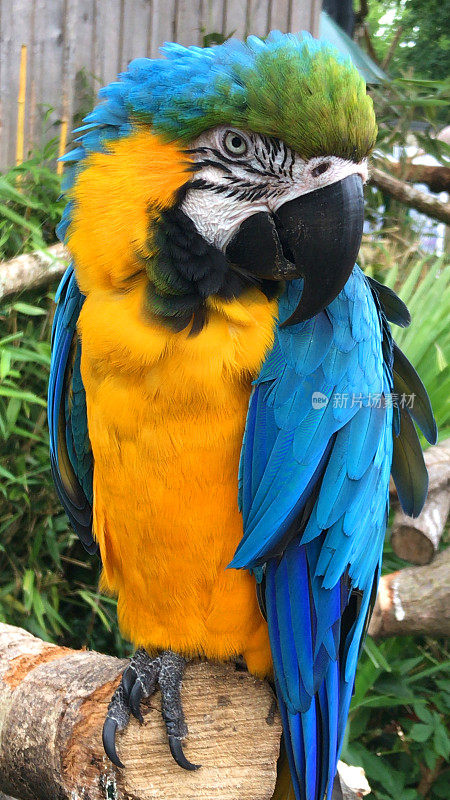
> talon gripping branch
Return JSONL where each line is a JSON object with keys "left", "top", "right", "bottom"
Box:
{"left": 48, "top": 32, "right": 436, "bottom": 800}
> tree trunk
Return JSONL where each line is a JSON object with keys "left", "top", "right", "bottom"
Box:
{"left": 368, "top": 549, "right": 450, "bottom": 639}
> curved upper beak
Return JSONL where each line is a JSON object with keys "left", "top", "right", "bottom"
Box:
{"left": 225, "top": 173, "right": 364, "bottom": 326}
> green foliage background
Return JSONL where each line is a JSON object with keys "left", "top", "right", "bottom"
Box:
{"left": 0, "top": 26, "right": 449, "bottom": 799}
{"left": 362, "top": 0, "right": 450, "bottom": 80}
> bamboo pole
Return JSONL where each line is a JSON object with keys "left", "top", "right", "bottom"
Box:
{"left": 15, "top": 45, "right": 27, "bottom": 168}
{"left": 57, "top": 118, "right": 68, "bottom": 175}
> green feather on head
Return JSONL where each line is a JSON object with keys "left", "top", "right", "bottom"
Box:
{"left": 76, "top": 31, "right": 377, "bottom": 164}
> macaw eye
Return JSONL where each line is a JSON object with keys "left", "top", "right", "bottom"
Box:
{"left": 222, "top": 130, "right": 249, "bottom": 157}
{"left": 311, "top": 161, "right": 331, "bottom": 178}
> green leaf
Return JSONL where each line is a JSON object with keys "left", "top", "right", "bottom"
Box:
{"left": 0, "top": 351, "right": 11, "bottom": 380}
{"left": 11, "top": 302, "right": 46, "bottom": 316}
{"left": 22, "top": 570, "right": 35, "bottom": 611}
{"left": 436, "top": 343, "right": 447, "bottom": 371}
{"left": 349, "top": 742, "right": 405, "bottom": 797}
{"left": 347, "top": 707, "right": 371, "bottom": 741}
{"left": 433, "top": 725, "right": 450, "bottom": 759}
{"left": 434, "top": 772, "right": 450, "bottom": 798}
{"left": 407, "top": 660, "right": 450, "bottom": 683}
{"left": 77, "top": 591, "right": 112, "bottom": 631}
{"left": 413, "top": 703, "right": 433, "bottom": 724}
{"left": 5, "top": 397, "right": 21, "bottom": 431}
{"left": 0, "top": 332, "right": 23, "bottom": 346}
{"left": 409, "top": 723, "right": 433, "bottom": 742}
{"left": 354, "top": 695, "right": 417, "bottom": 709}
{"left": 45, "top": 525, "right": 62, "bottom": 569}
{"left": 0, "top": 176, "right": 42, "bottom": 208}
{"left": 32, "top": 589, "right": 46, "bottom": 630}
{"left": 0, "top": 386, "right": 46, "bottom": 407}
{"left": 364, "top": 637, "right": 392, "bottom": 672}
{"left": 424, "top": 747, "right": 437, "bottom": 770}
{"left": 0, "top": 204, "right": 44, "bottom": 236}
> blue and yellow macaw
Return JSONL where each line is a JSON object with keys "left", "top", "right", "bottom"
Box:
{"left": 48, "top": 32, "right": 436, "bottom": 800}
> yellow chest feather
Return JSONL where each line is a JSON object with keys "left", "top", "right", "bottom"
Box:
{"left": 78, "top": 280, "right": 276, "bottom": 675}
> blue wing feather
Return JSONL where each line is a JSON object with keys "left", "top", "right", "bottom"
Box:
{"left": 48, "top": 266, "right": 95, "bottom": 553}
{"left": 232, "top": 267, "right": 434, "bottom": 800}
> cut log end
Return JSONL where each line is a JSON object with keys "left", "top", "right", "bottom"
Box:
{"left": 64, "top": 661, "right": 282, "bottom": 800}
{"left": 391, "top": 525, "right": 438, "bottom": 565}
{"left": 390, "top": 486, "right": 450, "bottom": 565}
{"left": 369, "top": 548, "right": 450, "bottom": 639}
{"left": 0, "top": 623, "right": 281, "bottom": 800}
{"left": 390, "top": 440, "right": 450, "bottom": 565}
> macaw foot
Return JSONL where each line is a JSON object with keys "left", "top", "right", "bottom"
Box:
{"left": 102, "top": 648, "right": 200, "bottom": 772}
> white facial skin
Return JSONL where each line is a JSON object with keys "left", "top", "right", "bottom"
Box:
{"left": 181, "top": 126, "right": 368, "bottom": 252}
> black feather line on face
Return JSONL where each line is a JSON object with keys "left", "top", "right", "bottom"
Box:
{"left": 143, "top": 196, "right": 277, "bottom": 333}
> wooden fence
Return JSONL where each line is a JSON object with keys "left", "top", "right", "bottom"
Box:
{"left": 0, "top": 0, "right": 321, "bottom": 170}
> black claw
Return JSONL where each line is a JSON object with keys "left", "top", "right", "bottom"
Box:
{"left": 168, "top": 736, "right": 201, "bottom": 771}
{"left": 103, "top": 650, "right": 198, "bottom": 773}
{"left": 121, "top": 665, "right": 135, "bottom": 702}
{"left": 129, "top": 679, "right": 144, "bottom": 723}
{"left": 102, "top": 717, "right": 125, "bottom": 769}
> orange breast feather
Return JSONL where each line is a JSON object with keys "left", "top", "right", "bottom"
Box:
{"left": 68, "top": 129, "right": 276, "bottom": 676}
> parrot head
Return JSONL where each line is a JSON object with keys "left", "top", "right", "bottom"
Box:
{"left": 62, "top": 31, "right": 376, "bottom": 330}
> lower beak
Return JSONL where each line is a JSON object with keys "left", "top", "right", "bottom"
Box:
{"left": 225, "top": 174, "right": 364, "bottom": 326}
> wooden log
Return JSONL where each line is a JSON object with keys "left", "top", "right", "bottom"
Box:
{"left": 369, "top": 167, "right": 450, "bottom": 225}
{"left": 422, "top": 438, "right": 450, "bottom": 492}
{"left": 391, "top": 487, "right": 450, "bottom": 565}
{"left": 0, "top": 243, "right": 67, "bottom": 301}
{"left": 0, "top": 624, "right": 366, "bottom": 800}
{"left": 368, "top": 548, "right": 450, "bottom": 639}
{"left": 389, "top": 439, "right": 450, "bottom": 564}
{"left": 0, "top": 623, "right": 282, "bottom": 800}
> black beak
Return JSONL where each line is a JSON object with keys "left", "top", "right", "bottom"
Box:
{"left": 225, "top": 174, "right": 364, "bottom": 326}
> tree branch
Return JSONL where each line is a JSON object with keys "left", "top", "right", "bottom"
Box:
{"left": 381, "top": 26, "right": 403, "bottom": 70}
{"left": 362, "top": 24, "right": 382, "bottom": 67}
{"left": 369, "top": 167, "right": 450, "bottom": 225}
{"left": 378, "top": 161, "right": 450, "bottom": 194}
{"left": 1, "top": 167, "right": 449, "bottom": 302}
{"left": 368, "top": 548, "right": 450, "bottom": 639}
{"left": 0, "top": 244, "right": 67, "bottom": 302}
